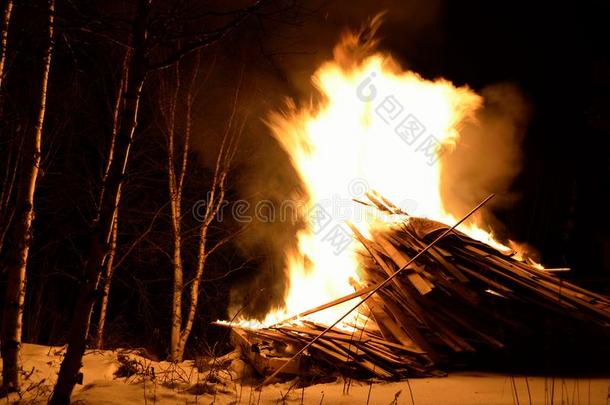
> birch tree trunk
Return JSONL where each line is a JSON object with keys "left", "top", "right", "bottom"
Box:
{"left": 164, "top": 61, "right": 186, "bottom": 362}
{"left": 92, "top": 50, "right": 130, "bottom": 350}
{"left": 1, "top": 0, "right": 53, "bottom": 393}
{"left": 167, "top": 54, "right": 241, "bottom": 361}
{"left": 92, "top": 213, "right": 118, "bottom": 349}
{"left": 0, "top": 0, "right": 15, "bottom": 254}
{"left": 172, "top": 126, "right": 238, "bottom": 362}
{"left": 0, "top": 0, "right": 13, "bottom": 90}
{"left": 50, "top": 51, "right": 145, "bottom": 405}
{"left": 51, "top": 0, "right": 255, "bottom": 397}
{"left": 50, "top": 2, "right": 151, "bottom": 403}
{"left": 160, "top": 56, "right": 199, "bottom": 362}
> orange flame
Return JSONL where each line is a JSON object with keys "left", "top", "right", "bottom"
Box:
{"left": 237, "top": 31, "right": 528, "bottom": 328}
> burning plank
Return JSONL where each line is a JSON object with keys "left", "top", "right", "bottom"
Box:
{"left": 221, "top": 200, "right": 610, "bottom": 382}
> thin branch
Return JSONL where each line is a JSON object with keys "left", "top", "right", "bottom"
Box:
{"left": 207, "top": 223, "right": 249, "bottom": 259}
{"left": 148, "top": 2, "right": 263, "bottom": 71}
{"left": 111, "top": 202, "right": 167, "bottom": 272}
{"left": 201, "top": 260, "right": 252, "bottom": 283}
{"left": 176, "top": 49, "right": 200, "bottom": 196}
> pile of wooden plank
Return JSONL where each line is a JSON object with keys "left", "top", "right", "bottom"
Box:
{"left": 226, "top": 319, "right": 438, "bottom": 379}
{"left": 222, "top": 196, "right": 610, "bottom": 380}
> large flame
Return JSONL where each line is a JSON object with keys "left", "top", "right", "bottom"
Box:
{"left": 241, "top": 32, "right": 520, "bottom": 328}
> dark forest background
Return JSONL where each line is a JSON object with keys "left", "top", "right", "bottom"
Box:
{"left": 0, "top": 0, "right": 609, "bottom": 360}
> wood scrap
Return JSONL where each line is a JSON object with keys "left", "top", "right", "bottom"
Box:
{"left": 222, "top": 199, "right": 610, "bottom": 381}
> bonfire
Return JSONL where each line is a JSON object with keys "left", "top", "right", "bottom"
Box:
{"left": 218, "top": 24, "right": 610, "bottom": 383}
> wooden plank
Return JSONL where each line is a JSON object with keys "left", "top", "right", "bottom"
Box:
{"left": 391, "top": 232, "right": 468, "bottom": 283}
{"left": 373, "top": 232, "right": 434, "bottom": 294}
{"left": 455, "top": 264, "right": 514, "bottom": 293}
{"left": 349, "top": 224, "right": 427, "bottom": 323}
{"left": 270, "top": 285, "right": 376, "bottom": 326}
{"left": 429, "top": 301, "right": 505, "bottom": 349}
{"left": 277, "top": 325, "right": 370, "bottom": 345}
{"left": 366, "top": 294, "right": 427, "bottom": 354}
{"left": 309, "top": 339, "right": 394, "bottom": 378}
{"left": 230, "top": 328, "right": 304, "bottom": 377}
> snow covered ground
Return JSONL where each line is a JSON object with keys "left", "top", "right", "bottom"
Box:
{"left": 1, "top": 344, "right": 608, "bottom": 404}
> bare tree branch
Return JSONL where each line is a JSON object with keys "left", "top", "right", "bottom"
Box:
{"left": 148, "top": 1, "right": 265, "bottom": 71}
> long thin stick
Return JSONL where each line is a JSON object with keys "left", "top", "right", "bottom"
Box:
{"left": 259, "top": 194, "right": 495, "bottom": 386}
{"left": 270, "top": 285, "right": 376, "bottom": 327}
